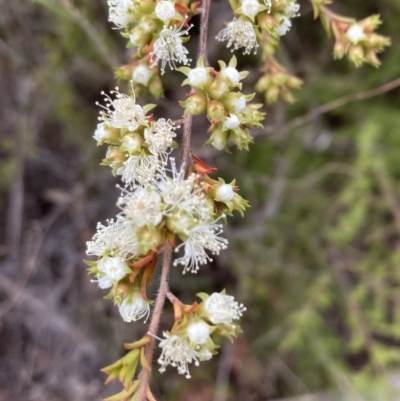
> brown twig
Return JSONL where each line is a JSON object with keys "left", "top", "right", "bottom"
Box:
{"left": 136, "top": 243, "right": 172, "bottom": 401}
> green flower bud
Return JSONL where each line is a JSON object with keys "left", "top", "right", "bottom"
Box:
{"left": 130, "top": 26, "right": 151, "bottom": 47}
{"left": 94, "top": 123, "right": 120, "bottom": 145}
{"left": 348, "top": 45, "right": 364, "bottom": 67}
{"left": 255, "top": 75, "right": 272, "bottom": 91}
{"left": 181, "top": 93, "right": 208, "bottom": 115}
{"left": 166, "top": 211, "right": 196, "bottom": 234}
{"left": 208, "top": 126, "right": 228, "bottom": 150}
{"left": 120, "top": 133, "right": 143, "bottom": 154}
{"left": 148, "top": 75, "right": 164, "bottom": 98}
{"left": 139, "top": 15, "right": 158, "bottom": 34}
{"left": 104, "top": 147, "right": 126, "bottom": 170}
{"left": 137, "top": 226, "right": 165, "bottom": 254}
{"left": 207, "top": 100, "right": 226, "bottom": 120}
{"left": 209, "top": 79, "right": 230, "bottom": 100}
{"left": 220, "top": 92, "right": 247, "bottom": 113}
{"left": 133, "top": 0, "right": 155, "bottom": 14}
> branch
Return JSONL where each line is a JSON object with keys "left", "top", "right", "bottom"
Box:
{"left": 136, "top": 1, "right": 212, "bottom": 398}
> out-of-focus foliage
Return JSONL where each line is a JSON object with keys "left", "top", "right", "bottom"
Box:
{"left": 1, "top": 0, "right": 400, "bottom": 400}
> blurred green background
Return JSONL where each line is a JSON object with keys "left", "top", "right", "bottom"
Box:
{"left": 1, "top": 0, "right": 400, "bottom": 400}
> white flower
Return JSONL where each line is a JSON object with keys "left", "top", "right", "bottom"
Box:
{"left": 150, "top": 24, "right": 192, "bottom": 74}
{"left": 107, "top": 0, "right": 134, "bottom": 29}
{"left": 155, "top": 1, "right": 176, "bottom": 22}
{"left": 118, "top": 187, "right": 163, "bottom": 228}
{"left": 86, "top": 218, "right": 126, "bottom": 257}
{"left": 144, "top": 118, "right": 177, "bottom": 162}
{"left": 156, "top": 159, "right": 209, "bottom": 219}
{"left": 220, "top": 66, "right": 241, "bottom": 84}
{"left": 204, "top": 292, "right": 246, "bottom": 325}
{"left": 242, "top": 0, "right": 260, "bottom": 18}
{"left": 346, "top": 24, "right": 365, "bottom": 44}
{"left": 216, "top": 19, "right": 259, "bottom": 55}
{"left": 158, "top": 333, "right": 199, "bottom": 378}
{"left": 97, "top": 256, "right": 129, "bottom": 284}
{"left": 233, "top": 95, "right": 246, "bottom": 113}
{"left": 284, "top": 1, "right": 300, "bottom": 18}
{"left": 97, "top": 88, "right": 147, "bottom": 131}
{"left": 277, "top": 17, "right": 292, "bottom": 36}
{"left": 224, "top": 114, "right": 241, "bottom": 130}
{"left": 187, "top": 321, "right": 210, "bottom": 345}
{"left": 216, "top": 184, "right": 235, "bottom": 202}
{"left": 117, "top": 154, "right": 160, "bottom": 188}
{"left": 94, "top": 123, "right": 109, "bottom": 143}
{"left": 132, "top": 65, "right": 154, "bottom": 85}
{"left": 119, "top": 292, "right": 151, "bottom": 322}
{"left": 173, "top": 218, "right": 228, "bottom": 274}
{"left": 188, "top": 67, "right": 209, "bottom": 87}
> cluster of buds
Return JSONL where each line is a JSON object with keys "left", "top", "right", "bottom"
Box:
{"left": 158, "top": 291, "right": 246, "bottom": 378}
{"left": 311, "top": 2, "right": 390, "bottom": 67}
{"left": 256, "top": 56, "right": 302, "bottom": 104}
{"left": 179, "top": 56, "right": 265, "bottom": 151}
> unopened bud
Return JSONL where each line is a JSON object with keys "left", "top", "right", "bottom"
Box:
{"left": 219, "top": 66, "right": 241, "bottom": 85}
{"left": 182, "top": 93, "right": 208, "bottom": 115}
{"left": 148, "top": 75, "right": 164, "bottom": 98}
{"left": 137, "top": 227, "right": 164, "bottom": 254}
{"left": 348, "top": 45, "right": 364, "bottom": 67}
{"left": 132, "top": 64, "right": 154, "bottom": 86}
{"left": 209, "top": 79, "right": 230, "bottom": 100}
{"left": 139, "top": 16, "right": 158, "bottom": 33}
{"left": 130, "top": 26, "right": 151, "bottom": 47}
{"left": 224, "top": 114, "right": 241, "bottom": 130}
{"left": 207, "top": 100, "right": 226, "bottom": 120}
{"left": 94, "top": 123, "right": 120, "bottom": 144}
{"left": 155, "top": 1, "right": 176, "bottom": 21}
{"left": 221, "top": 93, "right": 246, "bottom": 113}
{"left": 120, "top": 133, "right": 143, "bottom": 154}
{"left": 209, "top": 127, "right": 228, "bottom": 150}
{"left": 188, "top": 67, "right": 211, "bottom": 88}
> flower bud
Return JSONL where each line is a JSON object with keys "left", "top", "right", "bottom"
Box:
{"left": 209, "top": 127, "right": 228, "bottom": 150}
{"left": 365, "top": 51, "right": 380, "bottom": 68}
{"left": 187, "top": 320, "right": 210, "bottom": 345}
{"left": 148, "top": 75, "right": 164, "bottom": 98}
{"left": 224, "top": 114, "right": 241, "bottom": 130}
{"left": 242, "top": 0, "right": 260, "bottom": 18}
{"left": 266, "top": 87, "right": 280, "bottom": 104}
{"left": 221, "top": 93, "right": 246, "bottom": 113}
{"left": 207, "top": 100, "right": 226, "bottom": 120}
{"left": 137, "top": 226, "right": 164, "bottom": 254}
{"left": 166, "top": 211, "right": 196, "bottom": 234}
{"left": 348, "top": 45, "right": 365, "bottom": 67}
{"left": 133, "top": 0, "right": 155, "bottom": 14}
{"left": 155, "top": 0, "right": 176, "bottom": 21}
{"left": 120, "top": 133, "right": 143, "bottom": 154}
{"left": 256, "top": 74, "right": 272, "bottom": 91}
{"left": 287, "top": 75, "right": 302, "bottom": 89}
{"left": 188, "top": 67, "right": 212, "bottom": 89}
{"left": 93, "top": 123, "right": 120, "bottom": 144}
{"left": 105, "top": 147, "right": 126, "bottom": 169}
{"left": 182, "top": 93, "right": 208, "bottom": 115}
{"left": 215, "top": 183, "right": 235, "bottom": 203}
{"left": 333, "top": 40, "right": 346, "bottom": 59}
{"left": 346, "top": 24, "right": 366, "bottom": 44}
{"left": 130, "top": 26, "right": 151, "bottom": 47}
{"left": 132, "top": 64, "right": 154, "bottom": 86}
{"left": 219, "top": 66, "right": 241, "bottom": 85}
{"left": 209, "top": 79, "right": 230, "bottom": 100}
{"left": 139, "top": 15, "right": 158, "bottom": 33}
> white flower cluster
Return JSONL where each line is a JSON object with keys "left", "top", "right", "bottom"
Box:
{"left": 204, "top": 292, "right": 247, "bottom": 325}
{"left": 157, "top": 293, "right": 246, "bottom": 377}
{"left": 95, "top": 88, "right": 178, "bottom": 188}
{"left": 87, "top": 158, "right": 229, "bottom": 279}
{"left": 158, "top": 320, "right": 212, "bottom": 378}
{"left": 276, "top": 0, "right": 300, "bottom": 36}
{"left": 216, "top": 19, "right": 259, "bottom": 55}
{"left": 150, "top": 23, "right": 192, "bottom": 74}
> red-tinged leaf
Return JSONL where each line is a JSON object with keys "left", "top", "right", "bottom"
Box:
{"left": 192, "top": 153, "right": 217, "bottom": 175}
{"left": 140, "top": 346, "right": 151, "bottom": 371}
